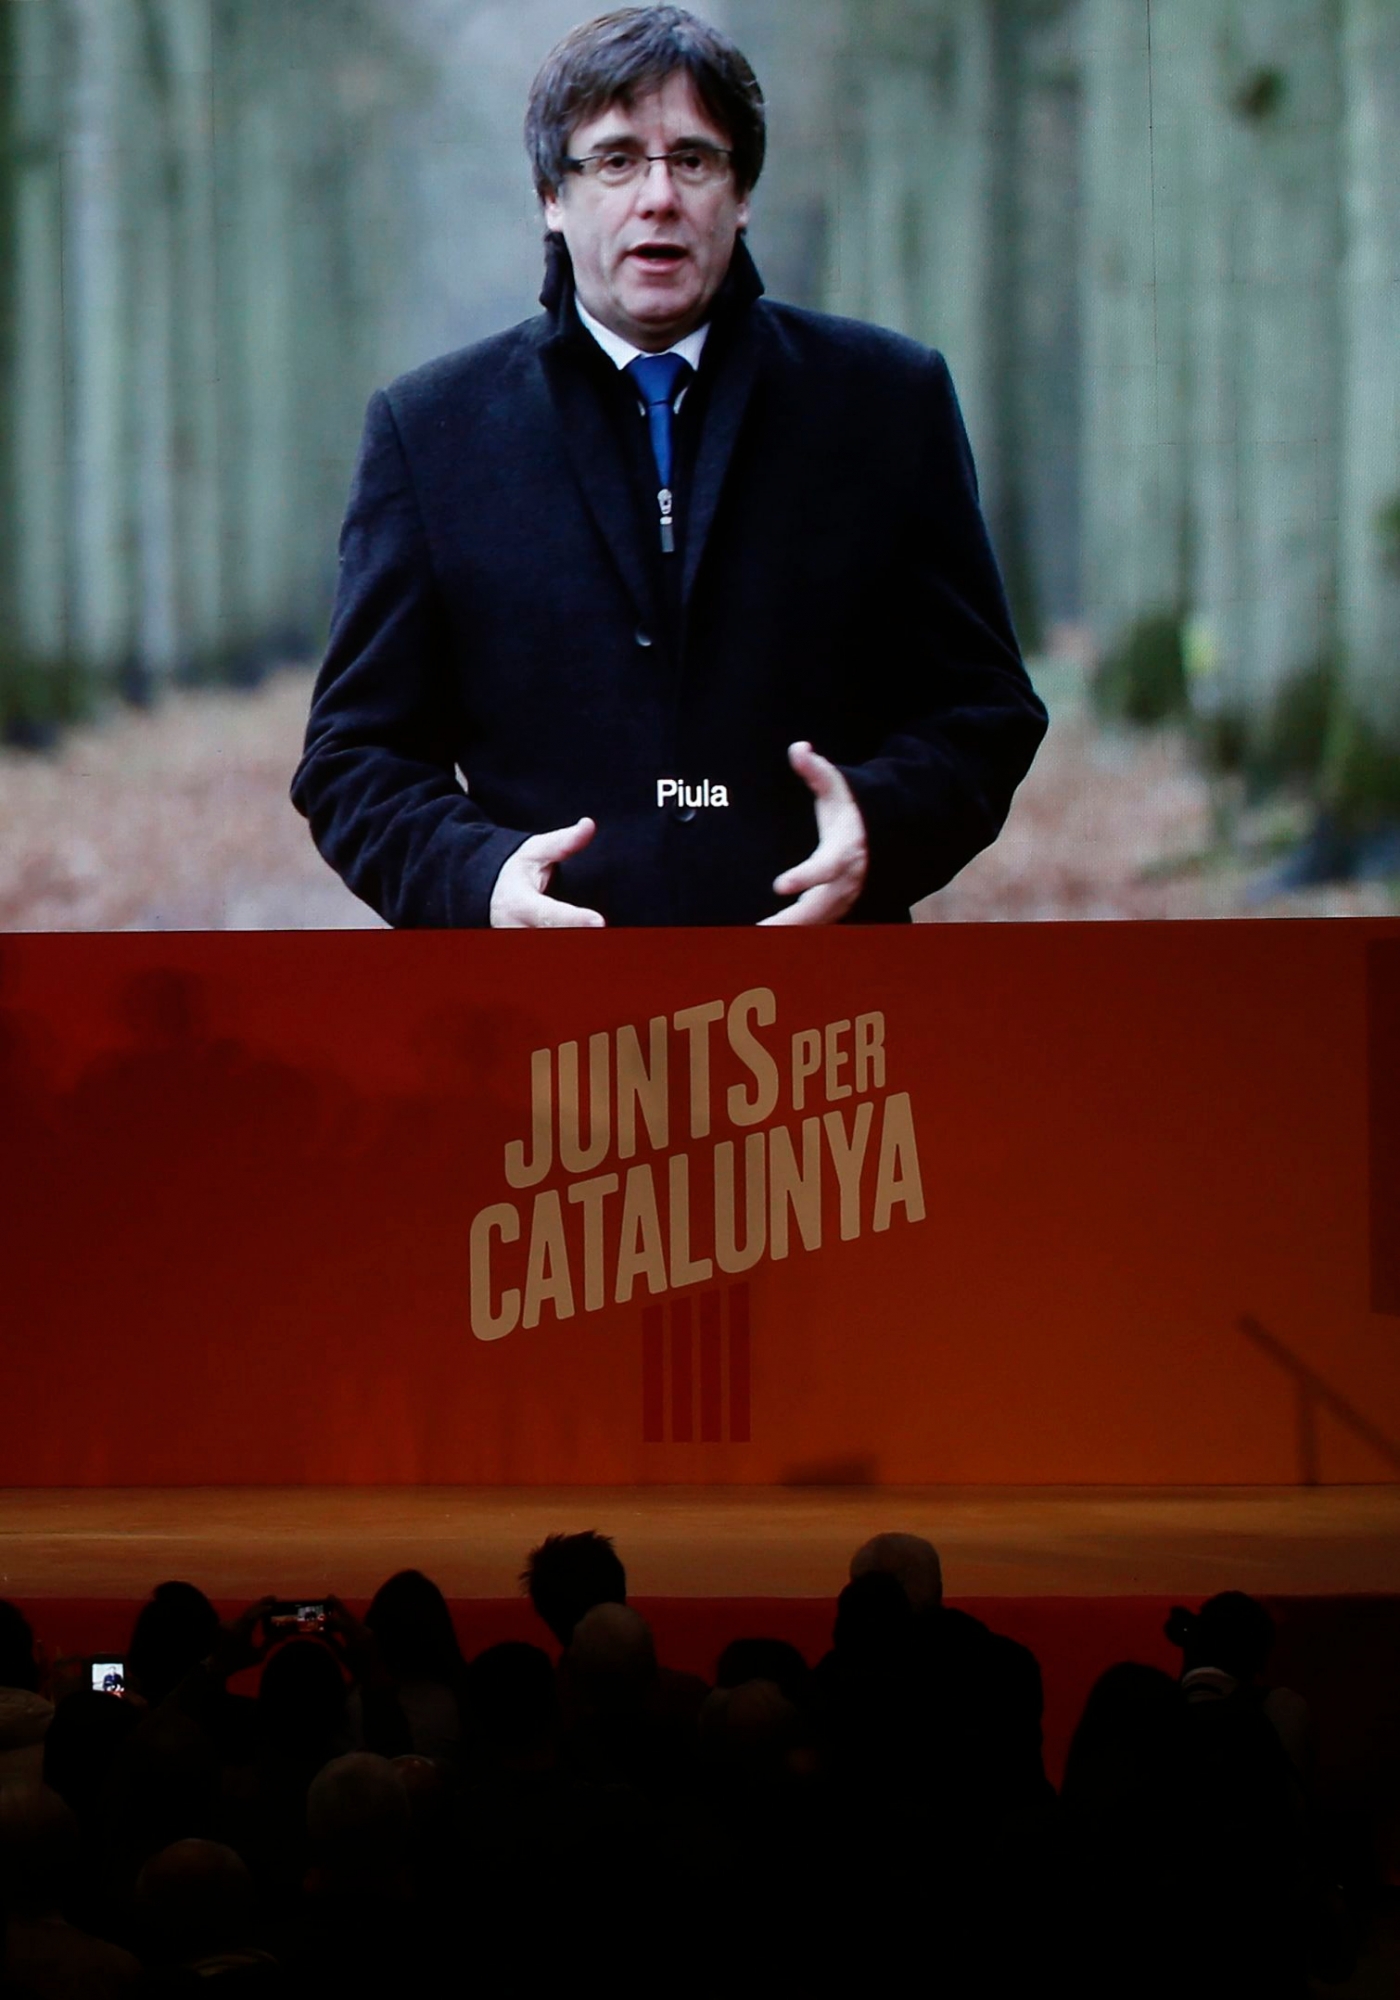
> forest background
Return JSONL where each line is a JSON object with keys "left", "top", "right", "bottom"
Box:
{"left": 1, "top": 0, "right": 1397, "bottom": 928}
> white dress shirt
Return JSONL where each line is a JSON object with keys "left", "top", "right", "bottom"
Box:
{"left": 575, "top": 298, "right": 709, "bottom": 412}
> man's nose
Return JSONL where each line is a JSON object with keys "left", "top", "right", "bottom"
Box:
{"left": 635, "top": 156, "right": 682, "bottom": 210}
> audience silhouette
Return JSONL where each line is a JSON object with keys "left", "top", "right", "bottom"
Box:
{"left": 0, "top": 1557, "right": 1380, "bottom": 1996}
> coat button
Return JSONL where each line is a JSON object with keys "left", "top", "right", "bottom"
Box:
{"left": 635, "top": 629, "right": 653, "bottom": 648}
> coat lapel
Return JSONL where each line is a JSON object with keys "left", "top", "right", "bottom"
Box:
{"left": 538, "top": 336, "right": 658, "bottom": 629}
{"left": 681, "top": 240, "right": 765, "bottom": 608}
{"left": 681, "top": 311, "right": 761, "bottom": 608}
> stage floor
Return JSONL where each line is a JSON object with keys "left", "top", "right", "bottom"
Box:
{"left": 3, "top": 1486, "right": 1399, "bottom": 1600}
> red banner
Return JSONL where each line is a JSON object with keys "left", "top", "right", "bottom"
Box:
{"left": 2, "top": 922, "right": 1397, "bottom": 1485}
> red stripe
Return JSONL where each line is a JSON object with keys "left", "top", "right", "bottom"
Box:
{"left": 670, "top": 1298, "right": 694, "bottom": 1443}
{"left": 642, "top": 1305, "right": 665, "bottom": 1442}
{"left": 699, "top": 1290, "right": 723, "bottom": 1442}
{"left": 728, "top": 1283, "right": 750, "bottom": 1443}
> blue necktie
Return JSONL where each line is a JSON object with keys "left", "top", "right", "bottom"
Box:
{"left": 626, "top": 352, "right": 693, "bottom": 552}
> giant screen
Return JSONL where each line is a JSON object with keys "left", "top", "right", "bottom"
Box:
{"left": 1, "top": 0, "right": 1396, "bottom": 930}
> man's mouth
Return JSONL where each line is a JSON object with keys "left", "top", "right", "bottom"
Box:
{"left": 629, "top": 244, "right": 688, "bottom": 265}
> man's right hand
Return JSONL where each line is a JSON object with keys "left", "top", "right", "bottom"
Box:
{"left": 489, "top": 817, "right": 605, "bottom": 927}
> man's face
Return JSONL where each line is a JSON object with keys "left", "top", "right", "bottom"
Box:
{"left": 543, "top": 72, "right": 750, "bottom": 352}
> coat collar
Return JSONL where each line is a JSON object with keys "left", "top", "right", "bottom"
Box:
{"left": 537, "top": 236, "right": 765, "bottom": 619}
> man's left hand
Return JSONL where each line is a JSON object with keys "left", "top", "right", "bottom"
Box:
{"left": 760, "top": 742, "right": 869, "bottom": 926}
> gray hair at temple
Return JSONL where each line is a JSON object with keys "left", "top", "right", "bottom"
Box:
{"left": 849, "top": 1532, "right": 944, "bottom": 1615}
{"left": 525, "top": 5, "right": 767, "bottom": 201}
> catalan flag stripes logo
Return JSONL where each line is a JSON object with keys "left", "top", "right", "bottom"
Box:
{"left": 642, "top": 1283, "right": 751, "bottom": 1443}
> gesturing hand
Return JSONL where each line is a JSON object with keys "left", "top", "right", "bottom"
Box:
{"left": 490, "top": 817, "right": 606, "bottom": 928}
{"left": 760, "top": 742, "right": 869, "bottom": 926}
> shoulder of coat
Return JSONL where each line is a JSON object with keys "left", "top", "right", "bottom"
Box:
{"left": 383, "top": 314, "right": 552, "bottom": 425}
{"left": 754, "top": 297, "right": 943, "bottom": 375}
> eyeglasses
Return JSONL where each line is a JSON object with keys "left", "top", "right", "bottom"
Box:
{"left": 563, "top": 144, "right": 734, "bottom": 189}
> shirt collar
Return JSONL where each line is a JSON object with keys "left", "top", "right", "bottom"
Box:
{"left": 574, "top": 298, "right": 710, "bottom": 383}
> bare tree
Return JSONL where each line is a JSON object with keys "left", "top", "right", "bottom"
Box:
{"left": 1079, "top": 0, "right": 1186, "bottom": 677}
{"left": 1335, "top": 0, "right": 1400, "bottom": 807}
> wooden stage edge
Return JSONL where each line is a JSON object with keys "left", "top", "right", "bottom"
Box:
{"left": 2, "top": 1486, "right": 1399, "bottom": 1601}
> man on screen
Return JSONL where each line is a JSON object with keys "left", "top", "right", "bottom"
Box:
{"left": 292, "top": 6, "right": 1046, "bottom": 927}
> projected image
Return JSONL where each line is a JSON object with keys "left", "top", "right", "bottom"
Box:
{"left": 2, "top": 0, "right": 1397, "bottom": 929}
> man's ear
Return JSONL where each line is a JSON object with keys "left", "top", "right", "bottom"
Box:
{"left": 736, "top": 193, "right": 751, "bottom": 232}
{"left": 543, "top": 188, "right": 565, "bottom": 233}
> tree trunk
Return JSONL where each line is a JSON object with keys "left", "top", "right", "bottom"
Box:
{"left": 1079, "top": 0, "right": 1187, "bottom": 666}
{"left": 160, "top": 0, "right": 224, "bottom": 680}
{"left": 128, "top": 0, "right": 180, "bottom": 695}
{"left": 1013, "top": 2, "right": 1082, "bottom": 633}
{"left": 13, "top": 1, "right": 68, "bottom": 672}
{"left": 1175, "top": 0, "right": 1249, "bottom": 748}
{"left": 64, "top": 0, "right": 142, "bottom": 691}
{"left": 1230, "top": 0, "right": 1343, "bottom": 763}
{"left": 213, "top": 2, "right": 297, "bottom": 672}
{"left": 1335, "top": 0, "right": 1400, "bottom": 798}
{"left": 7, "top": 0, "right": 71, "bottom": 723}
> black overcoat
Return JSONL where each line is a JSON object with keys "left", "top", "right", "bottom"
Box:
{"left": 292, "top": 242, "right": 1047, "bottom": 927}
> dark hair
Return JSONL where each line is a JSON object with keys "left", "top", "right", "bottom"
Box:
{"left": 0, "top": 1600, "right": 40, "bottom": 1692}
{"left": 520, "top": 1530, "right": 626, "bottom": 1646}
{"left": 365, "top": 1570, "right": 467, "bottom": 1687}
{"left": 715, "top": 1637, "right": 810, "bottom": 1709}
{"left": 257, "top": 1640, "right": 347, "bottom": 1755}
{"left": 466, "top": 1642, "right": 560, "bottom": 1763}
{"left": 43, "top": 1689, "right": 143, "bottom": 1815}
{"left": 831, "top": 1570, "right": 915, "bottom": 1663}
{"left": 128, "top": 1582, "right": 221, "bottom": 1704}
{"left": 1062, "top": 1661, "right": 1185, "bottom": 1812}
{"left": 1164, "top": 1592, "right": 1276, "bottom": 1681}
{"left": 525, "top": 5, "right": 766, "bottom": 200}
